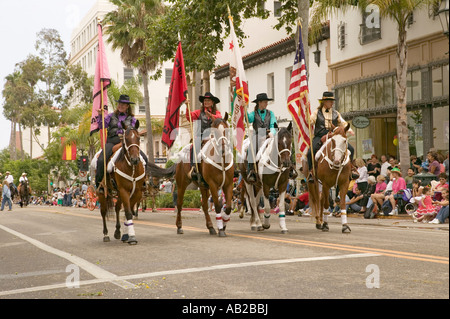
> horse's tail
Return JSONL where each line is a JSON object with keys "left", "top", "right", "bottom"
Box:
{"left": 307, "top": 180, "right": 320, "bottom": 220}
{"left": 148, "top": 162, "right": 176, "bottom": 178}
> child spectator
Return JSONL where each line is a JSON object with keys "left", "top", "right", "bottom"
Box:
{"left": 430, "top": 188, "right": 449, "bottom": 224}
{"left": 413, "top": 186, "right": 436, "bottom": 223}
{"left": 371, "top": 175, "right": 387, "bottom": 214}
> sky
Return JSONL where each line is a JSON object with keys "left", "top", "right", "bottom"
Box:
{"left": 0, "top": 0, "right": 97, "bottom": 151}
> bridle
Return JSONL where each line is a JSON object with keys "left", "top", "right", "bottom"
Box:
{"left": 200, "top": 122, "right": 233, "bottom": 189}
{"left": 112, "top": 127, "right": 146, "bottom": 197}
{"left": 259, "top": 131, "right": 292, "bottom": 190}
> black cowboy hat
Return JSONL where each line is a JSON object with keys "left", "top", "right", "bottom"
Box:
{"left": 199, "top": 92, "right": 220, "bottom": 104}
{"left": 116, "top": 94, "right": 135, "bottom": 104}
{"left": 252, "top": 93, "right": 274, "bottom": 103}
{"left": 319, "top": 91, "right": 335, "bottom": 101}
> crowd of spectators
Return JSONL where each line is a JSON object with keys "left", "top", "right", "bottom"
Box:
{"left": 27, "top": 183, "right": 90, "bottom": 208}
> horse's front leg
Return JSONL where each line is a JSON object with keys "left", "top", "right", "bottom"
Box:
{"left": 120, "top": 191, "right": 138, "bottom": 245}
{"left": 99, "top": 194, "right": 110, "bottom": 242}
{"left": 277, "top": 191, "right": 288, "bottom": 234}
{"left": 262, "top": 195, "right": 271, "bottom": 230}
{"left": 114, "top": 197, "right": 122, "bottom": 240}
{"left": 320, "top": 186, "right": 330, "bottom": 232}
{"left": 200, "top": 187, "right": 216, "bottom": 235}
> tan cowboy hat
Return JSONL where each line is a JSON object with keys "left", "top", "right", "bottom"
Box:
{"left": 22, "top": 172, "right": 27, "bottom": 176}
{"left": 5, "top": 171, "right": 10, "bottom": 174}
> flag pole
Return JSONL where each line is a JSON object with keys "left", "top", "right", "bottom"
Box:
{"left": 298, "top": 20, "right": 316, "bottom": 182}
{"left": 178, "top": 35, "right": 199, "bottom": 179}
{"left": 99, "top": 20, "right": 108, "bottom": 197}
{"left": 227, "top": 5, "right": 258, "bottom": 177}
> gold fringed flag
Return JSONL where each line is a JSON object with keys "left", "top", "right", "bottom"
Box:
{"left": 287, "top": 24, "right": 311, "bottom": 156}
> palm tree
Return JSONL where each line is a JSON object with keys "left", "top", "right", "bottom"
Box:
{"left": 310, "top": 0, "right": 439, "bottom": 176}
{"left": 104, "top": 0, "right": 165, "bottom": 164}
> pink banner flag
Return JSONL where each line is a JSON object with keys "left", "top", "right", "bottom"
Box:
{"left": 90, "top": 23, "right": 111, "bottom": 148}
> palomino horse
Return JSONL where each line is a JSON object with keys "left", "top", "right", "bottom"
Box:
{"left": 18, "top": 181, "right": 31, "bottom": 207}
{"left": 96, "top": 122, "right": 146, "bottom": 245}
{"left": 308, "top": 124, "right": 352, "bottom": 233}
{"left": 151, "top": 113, "right": 234, "bottom": 236}
{"left": 239, "top": 122, "right": 293, "bottom": 233}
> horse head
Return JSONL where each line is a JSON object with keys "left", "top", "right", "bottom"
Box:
{"left": 211, "top": 113, "right": 230, "bottom": 157}
{"left": 276, "top": 122, "right": 293, "bottom": 168}
{"left": 121, "top": 120, "right": 141, "bottom": 166}
{"left": 329, "top": 123, "right": 350, "bottom": 167}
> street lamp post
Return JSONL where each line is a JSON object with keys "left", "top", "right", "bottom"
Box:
{"left": 438, "top": 0, "right": 449, "bottom": 38}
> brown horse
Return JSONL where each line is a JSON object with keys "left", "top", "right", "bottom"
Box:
{"left": 239, "top": 123, "right": 293, "bottom": 233}
{"left": 150, "top": 113, "right": 234, "bottom": 236}
{"left": 18, "top": 181, "right": 31, "bottom": 207}
{"left": 96, "top": 122, "right": 146, "bottom": 244}
{"left": 308, "top": 124, "right": 352, "bottom": 233}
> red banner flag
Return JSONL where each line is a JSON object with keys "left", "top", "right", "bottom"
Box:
{"left": 162, "top": 41, "right": 188, "bottom": 148}
{"left": 287, "top": 24, "right": 311, "bottom": 156}
{"left": 61, "top": 137, "right": 77, "bottom": 161}
{"left": 90, "top": 23, "right": 111, "bottom": 149}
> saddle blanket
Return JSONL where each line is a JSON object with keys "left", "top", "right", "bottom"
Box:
{"left": 90, "top": 148, "right": 145, "bottom": 173}
{"left": 236, "top": 137, "right": 274, "bottom": 163}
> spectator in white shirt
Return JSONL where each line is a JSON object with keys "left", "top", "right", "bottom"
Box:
{"left": 380, "top": 155, "right": 391, "bottom": 179}
{"left": 355, "top": 158, "right": 368, "bottom": 193}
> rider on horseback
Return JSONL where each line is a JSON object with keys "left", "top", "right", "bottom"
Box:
{"left": 305, "top": 91, "right": 355, "bottom": 182}
{"left": 246, "top": 93, "right": 277, "bottom": 183}
{"left": 19, "top": 172, "right": 28, "bottom": 185}
{"left": 185, "top": 92, "right": 222, "bottom": 184}
{"left": 95, "top": 94, "right": 150, "bottom": 194}
{"left": 4, "top": 171, "right": 17, "bottom": 197}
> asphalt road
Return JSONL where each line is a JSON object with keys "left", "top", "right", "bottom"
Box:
{"left": 0, "top": 204, "right": 448, "bottom": 307}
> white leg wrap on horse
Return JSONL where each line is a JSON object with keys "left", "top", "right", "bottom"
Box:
{"left": 340, "top": 210, "right": 348, "bottom": 224}
{"left": 323, "top": 214, "right": 329, "bottom": 223}
{"left": 221, "top": 210, "right": 230, "bottom": 224}
{"left": 125, "top": 220, "right": 135, "bottom": 236}
{"left": 279, "top": 213, "right": 287, "bottom": 230}
{"left": 216, "top": 213, "right": 224, "bottom": 230}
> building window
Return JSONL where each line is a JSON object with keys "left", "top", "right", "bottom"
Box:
{"left": 124, "top": 68, "right": 134, "bottom": 81}
{"left": 267, "top": 73, "right": 275, "bottom": 101}
{"left": 432, "top": 64, "right": 449, "bottom": 98}
{"left": 165, "top": 68, "right": 172, "bottom": 84}
{"left": 274, "top": 1, "right": 282, "bottom": 17}
{"left": 407, "top": 69, "right": 422, "bottom": 102}
{"left": 359, "top": 10, "right": 381, "bottom": 45}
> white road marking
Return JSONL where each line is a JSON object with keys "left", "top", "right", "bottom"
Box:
{"left": 0, "top": 252, "right": 379, "bottom": 297}
{"left": 0, "top": 224, "right": 134, "bottom": 291}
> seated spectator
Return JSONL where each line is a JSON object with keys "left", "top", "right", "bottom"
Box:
{"left": 371, "top": 175, "right": 387, "bottom": 214}
{"left": 410, "top": 155, "right": 422, "bottom": 174}
{"left": 430, "top": 188, "right": 449, "bottom": 224}
{"left": 367, "top": 154, "right": 381, "bottom": 178}
{"left": 360, "top": 175, "right": 377, "bottom": 214}
{"left": 355, "top": 158, "right": 368, "bottom": 193}
{"left": 288, "top": 191, "right": 309, "bottom": 215}
{"left": 385, "top": 167, "right": 406, "bottom": 215}
{"left": 405, "top": 168, "right": 415, "bottom": 188}
{"left": 428, "top": 151, "right": 441, "bottom": 176}
{"left": 411, "top": 179, "right": 423, "bottom": 198}
{"left": 345, "top": 186, "right": 364, "bottom": 213}
{"left": 434, "top": 173, "right": 448, "bottom": 192}
{"left": 412, "top": 186, "right": 436, "bottom": 223}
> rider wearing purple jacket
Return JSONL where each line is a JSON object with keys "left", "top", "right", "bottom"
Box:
{"left": 95, "top": 95, "right": 149, "bottom": 193}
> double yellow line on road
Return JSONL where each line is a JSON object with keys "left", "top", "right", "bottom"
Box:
{"left": 37, "top": 209, "right": 449, "bottom": 265}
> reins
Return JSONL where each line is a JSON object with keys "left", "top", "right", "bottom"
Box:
{"left": 112, "top": 129, "right": 145, "bottom": 197}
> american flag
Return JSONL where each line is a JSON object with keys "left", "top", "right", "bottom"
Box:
{"left": 287, "top": 24, "right": 311, "bottom": 156}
